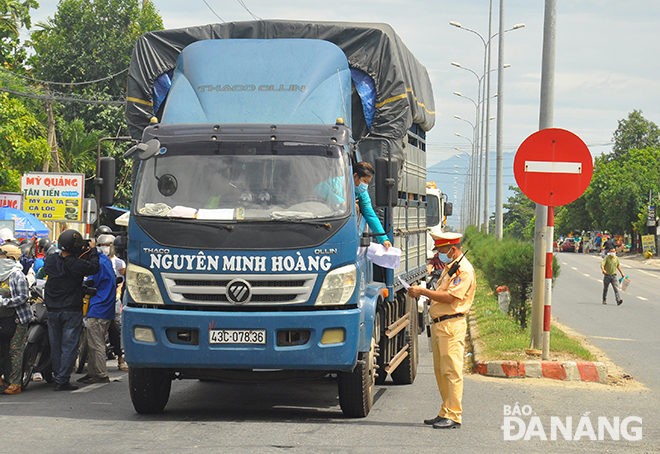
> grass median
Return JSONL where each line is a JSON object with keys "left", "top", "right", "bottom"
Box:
{"left": 469, "top": 268, "right": 595, "bottom": 362}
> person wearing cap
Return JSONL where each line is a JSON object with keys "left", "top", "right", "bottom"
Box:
{"left": 0, "top": 244, "right": 31, "bottom": 394}
{"left": 407, "top": 232, "right": 476, "bottom": 429}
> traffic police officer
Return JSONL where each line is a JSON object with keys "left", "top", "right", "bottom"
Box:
{"left": 407, "top": 232, "right": 476, "bottom": 429}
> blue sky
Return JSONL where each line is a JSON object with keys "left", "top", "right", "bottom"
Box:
{"left": 24, "top": 0, "right": 660, "bottom": 226}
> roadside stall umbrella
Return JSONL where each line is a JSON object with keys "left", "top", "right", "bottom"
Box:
{"left": 0, "top": 207, "right": 50, "bottom": 239}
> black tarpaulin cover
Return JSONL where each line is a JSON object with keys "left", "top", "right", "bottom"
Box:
{"left": 126, "top": 20, "right": 435, "bottom": 164}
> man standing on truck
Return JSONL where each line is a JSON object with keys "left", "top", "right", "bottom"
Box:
{"left": 407, "top": 232, "right": 475, "bottom": 429}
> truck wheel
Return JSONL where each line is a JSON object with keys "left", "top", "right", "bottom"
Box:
{"left": 337, "top": 338, "right": 376, "bottom": 418}
{"left": 129, "top": 367, "right": 172, "bottom": 414}
{"left": 390, "top": 297, "right": 418, "bottom": 385}
{"left": 21, "top": 342, "right": 38, "bottom": 390}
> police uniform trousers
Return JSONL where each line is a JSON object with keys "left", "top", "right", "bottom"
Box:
{"left": 430, "top": 315, "right": 467, "bottom": 424}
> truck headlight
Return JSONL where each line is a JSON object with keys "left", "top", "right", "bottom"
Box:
{"left": 315, "top": 264, "right": 357, "bottom": 305}
{"left": 126, "top": 263, "right": 164, "bottom": 305}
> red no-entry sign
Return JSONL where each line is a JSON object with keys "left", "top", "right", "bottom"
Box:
{"left": 513, "top": 128, "right": 593, "bottom": 207}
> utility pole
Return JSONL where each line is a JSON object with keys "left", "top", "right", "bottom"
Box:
{"left": 44, "top": 85, "right": 60, "bottom": 172}
{"left": 530, "top": 0, "right": 556, "bottom": 349}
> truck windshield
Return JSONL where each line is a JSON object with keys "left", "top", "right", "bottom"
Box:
{"left": 134, "top": 141, "right": 351, "bottom": 222}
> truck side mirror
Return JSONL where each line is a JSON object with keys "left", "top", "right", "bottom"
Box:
{"left": 97, "top": 157, "right": 116, "bottom": 207}
{"left": 374, "top": 157, "right": 398, "bottom": 207}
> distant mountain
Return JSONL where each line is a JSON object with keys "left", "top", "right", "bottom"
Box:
{"left": 427, "top": 151, "right": 517, "bottom": 230}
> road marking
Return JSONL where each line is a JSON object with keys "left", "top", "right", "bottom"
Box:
{"left": 0, "top": 402, "right": 35, "bottom": 405}
{"left": 639, "top": 270, "right": 660, "bottom": 279}
{"left": 637, "top": 296, "right": 649, "bottom": 301}
{"left": 621, "top": 264, "right": 632, "bottom": 268}
{"left": 589, "top": 335, "right": 636, "bottom": 342}
{"left": 593, "top": 278, "right": 601, "bottom": 283}
{"left": 72, "top": 383, "right": 109, "bottom": 393}
{"left": 582, "top": 273, "right": 590, "bottom": 277}
{"left": 572, "top": 267, "right": 579, "bottom": 271}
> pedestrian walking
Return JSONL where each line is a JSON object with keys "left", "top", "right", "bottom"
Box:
{"left": 44, "top": 230, "right": 99, "bottom": 391}
{"left": 407, "top": 232, "right": 476, "bottom": 429}
{"left": 601, "top": 247, "right": 624, "bottom": 306}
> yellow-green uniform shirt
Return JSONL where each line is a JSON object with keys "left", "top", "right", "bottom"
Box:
{"left": 601, "top": 255, "right": 620, "bottom": 275}
{"left": 430, "top": 254, "right": 476, "bottom": 319}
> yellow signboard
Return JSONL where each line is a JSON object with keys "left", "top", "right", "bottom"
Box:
{"left": 21, "top": 173, "right": 85, "bottom": 222}
{"left": 641, "top": 234, "right": 655, "bottom": 254}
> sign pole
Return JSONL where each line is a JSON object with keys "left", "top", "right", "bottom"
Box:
{"left": 542, "top": 206, "right": 554, "bottom": 359}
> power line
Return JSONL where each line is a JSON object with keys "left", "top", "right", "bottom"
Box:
{"left": 202, "top": 0, "right": 225, "bottom": 22}
{"left": 0, "top": 67, "right": 129, "bottom": 86}
{"left": 0, "top": 86, "right": 125, "bottom": 105}
{"left": 237, "top": 0, "right": 261, "bottom": 20}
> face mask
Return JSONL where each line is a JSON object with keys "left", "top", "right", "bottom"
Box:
{"left": 99, "top": 246, "right": 111, "bottom": 256}
{"left": 608, "top": 252, "right": 616, "bottom": 257}
{"left": 356, "top": 182, "right": 368, "bottom": 195}
{"left": 437, "top": 249, "right": 454, "bottom": 264}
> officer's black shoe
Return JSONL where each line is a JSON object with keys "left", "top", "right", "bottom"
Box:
{"left": 617, "top": 299, "right": 623, "bottom": 306}
{"left": 424, "top": 415, "right": 444, "bottom": 425}
{"left": 433, "top": 418, "right": 461, "bottom": 429}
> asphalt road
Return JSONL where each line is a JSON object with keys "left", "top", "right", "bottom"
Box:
{"left": 2, "top": 252, "right": 660, "bottom": 452}
{"left": 2, "top": 332, "right": 659, "bottom": 453}
{"left": 552, "top": 251, "right": 660, "bottom": 391}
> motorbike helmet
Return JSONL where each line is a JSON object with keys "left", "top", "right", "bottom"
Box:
{"left": 46, "top": 246, "right": 62, "bottom": 257}
{"left": 97, "top": 234, "right": 116, "bottom": 246}
{"left": 40, "top": 240, "right": 54, "bottom": 254}
{"left": 0, "top": 244, "right": 21, "bottom": 261}
{"left": 95, "top": 225, "right": 113, "bottom": 238}
{"left": 58, "top": 229, "right": 87, "bottom": 253}
{"left": 19, "top": 238, "right": 36, "bottom": 258}
{"left": 38, "top": 237, "right": 51, "bottom": 250}
{"left": 113, "top": 235, "right": 127, "bottom": 249}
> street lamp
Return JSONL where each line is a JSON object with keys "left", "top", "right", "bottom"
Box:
{"left": 451, "top": 14, "right": 525, "bottom": 233}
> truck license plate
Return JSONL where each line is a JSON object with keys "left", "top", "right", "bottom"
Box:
{"left": 209, "top": 329, "right": 266, "bottom": 344}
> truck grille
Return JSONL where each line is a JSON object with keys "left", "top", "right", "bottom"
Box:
{"left": 161, "top": 273, "right": 317, "bottom": 305}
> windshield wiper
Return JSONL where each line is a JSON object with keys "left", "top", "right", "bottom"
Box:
{"left": 159, "top": 216, "right": 235, "bottom": 231}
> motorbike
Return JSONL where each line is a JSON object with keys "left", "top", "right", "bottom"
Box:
{"left": 21, "top": 281, "right": 54, "bottom": 389}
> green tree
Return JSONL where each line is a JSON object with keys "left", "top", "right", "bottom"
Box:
{"left": 611, "top": 110, "right": 660, "bottom": 159}
{"left": 584, "top": 147, "right": 659, "bottom": 234}
{"left": 502, "top": 186, "right": 535, "bottom": 241}
{"left": 30, "top": 0, "right": 163, "bottom": 132}
{"left": 0, "top": 0, "right": 38, "bottom": 68}
{"left": 0, "top": 92, "right": 49, "bottom": 191}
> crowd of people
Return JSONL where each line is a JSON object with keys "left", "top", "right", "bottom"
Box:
{"left": 0, "top": 225, "right": 127, "bottom": 394}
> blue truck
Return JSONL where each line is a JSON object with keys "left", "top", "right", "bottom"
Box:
{"left": 113, "top": 21, "right": 436, "bottom": 416}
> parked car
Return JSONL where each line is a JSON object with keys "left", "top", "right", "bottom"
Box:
{"left": 561, "top": 237, "right": 576, "bottom": 252}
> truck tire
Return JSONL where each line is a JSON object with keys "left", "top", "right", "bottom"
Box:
{"left": 129, "top": 367, "right": 172, "bottom": 414}
{"left": 337, "top": 338, "right": 376, "bottom": 418}
{"left": 390, "top": 297, "right": 418, "bottom": 385}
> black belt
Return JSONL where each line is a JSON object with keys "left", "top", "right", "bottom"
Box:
{"left": 432, "top": 313, "right": 465, "bottom": 324}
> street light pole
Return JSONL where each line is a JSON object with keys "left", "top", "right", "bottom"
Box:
{"left": 451, "top": 18, "right": 525, "bottom": 234}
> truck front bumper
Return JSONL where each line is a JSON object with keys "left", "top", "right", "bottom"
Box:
{"left": 122, "top": 305, "right": 361, "bottom": 371}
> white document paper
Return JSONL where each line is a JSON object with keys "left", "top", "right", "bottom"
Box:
{"left": 197, "top": 208, "right": 235, "bottom": 220}
{"left": 366, "top": 243, "right": 401, "bottom": 269}
{"left": 397, "top": 275, "right": 410, "bottom": 289}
